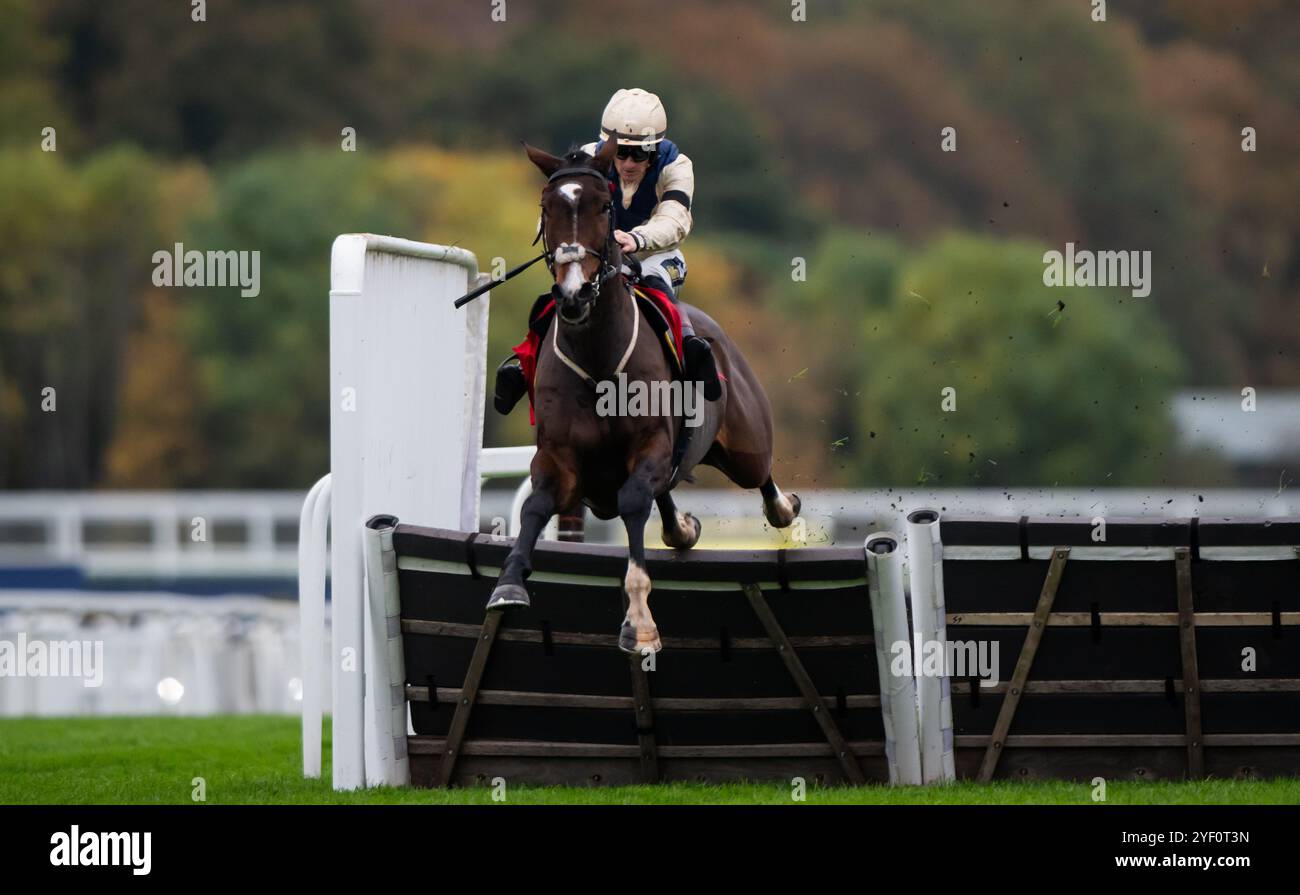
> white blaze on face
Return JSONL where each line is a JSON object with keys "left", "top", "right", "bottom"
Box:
{"left": 560, "top": 260, "right": 585, "bottom": 298}
{"left": 556, "top": 181, "right": 586, "bottom": 299}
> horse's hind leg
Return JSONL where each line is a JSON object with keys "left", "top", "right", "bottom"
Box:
{"left": 760, "top": 477, "right": 801, "bottom": 528}
{"left": 656, "top": 492, "right": 701, "bottom": 550}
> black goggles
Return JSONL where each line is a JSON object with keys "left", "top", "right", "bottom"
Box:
{"left": 616, "top": 144, "right": 654, "bottom": 162}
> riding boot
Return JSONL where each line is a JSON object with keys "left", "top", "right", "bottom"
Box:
{"left": 642, "top": 273, "right": 720, "bottom": 401}
{"left": 670, "top": 300, "right": 721, "bottom": 403}
{"left": 684, "top": 335, "right": 721, "bottom": 401}
{"left": 494, "top": 355, "right": 528, "bottom": 415}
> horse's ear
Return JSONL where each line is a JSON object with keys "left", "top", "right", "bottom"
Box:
{"left": 592, "top": 137, "right": 617, "bottom": 174}
{"left": 523, "top": 142, "right": 564, "bottom": 179}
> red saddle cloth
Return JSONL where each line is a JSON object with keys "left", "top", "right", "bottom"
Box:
{"left": 510, "top": 282, "right": 685, "bottom": 425}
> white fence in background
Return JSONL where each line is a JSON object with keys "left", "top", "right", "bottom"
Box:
{"left": 0, "top": 491, "right": 307, "bottom": 579}
{"left": 0, "top": 592, "right": 313, "bottom": 717}
{"left": 4, "top": 488, "right": 1298, "bottom": 581}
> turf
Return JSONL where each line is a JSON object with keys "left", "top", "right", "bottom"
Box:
{"left": 1, "top": 716, "right": 1297, "bottom": 805}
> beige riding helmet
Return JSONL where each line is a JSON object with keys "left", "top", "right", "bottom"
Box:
{"left": 599, "top": 88, "right": 667, "bottom": 148}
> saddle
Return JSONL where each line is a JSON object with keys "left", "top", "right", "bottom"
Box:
{"left": 510, "top": 279, "right": 688, "bottom": 425}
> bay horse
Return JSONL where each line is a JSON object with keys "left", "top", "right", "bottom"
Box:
{"left": 486, "top": 137, "right": 801, "bottom": 653}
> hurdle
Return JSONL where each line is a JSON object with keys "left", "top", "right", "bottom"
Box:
{"left": 299, "top": 235, "right": 921, "bottom": 789}
{"left": 928, "top": 514, "right": 1300, "bottom": 780}
{"left": 364, "top": 520, "right": 923, "bottom": 786}
{"left": 299, "top": 235, "right": 1300, "bottom": 790}
{"left": 344, "top": 509, "right": 1299, "bottom": 787}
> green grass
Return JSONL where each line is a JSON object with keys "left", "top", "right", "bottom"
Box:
{"left": 1, "top": 716, "right": 1297, "bottom": 805}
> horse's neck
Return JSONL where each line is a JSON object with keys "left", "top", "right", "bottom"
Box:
{"left": 555, "top": 282, "right": 636, "bottom": 377}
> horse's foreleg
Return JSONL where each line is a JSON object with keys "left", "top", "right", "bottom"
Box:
{"left": 618, "top": 454, "right": 668, "bottom": 654}
{"left": 760, "top": 477, "right": 801, "bottom": 528}
{"left": 486, "top": 485, "right": 556, "bottom": 610}
{"left": 656, "top": 492, "right": 701, "bottom": 550}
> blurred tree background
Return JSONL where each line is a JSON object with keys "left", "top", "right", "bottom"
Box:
{"left": 1, "top": 0, "right": 1295, "bottom": 490}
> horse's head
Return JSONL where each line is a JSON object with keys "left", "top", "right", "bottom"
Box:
{"left": 525, "top": 139, "right": 619, "bottom": 325}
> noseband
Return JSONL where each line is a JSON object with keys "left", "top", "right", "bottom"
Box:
{"left": 539, "top": 166, "right": 619, "bottom": 304}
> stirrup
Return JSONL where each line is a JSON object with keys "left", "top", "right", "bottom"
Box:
{"left": 494, "top": 357, "right": 527, "bottom": 415}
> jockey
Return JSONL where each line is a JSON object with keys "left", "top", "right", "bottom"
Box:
{"left": 494, "top": 87, "right": 721, "bottom": 415}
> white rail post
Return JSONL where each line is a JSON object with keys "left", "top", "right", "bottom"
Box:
{"left": 865, "top": 531, "right": 923, "bottom": 785}
{"left": 362, "top": 516, "right": 409, "bottom": 786}
{"left": 905, "top": 509, "right": 956, "bottom": 783}
{"left": 297, "top": 473, "right": 331, "bottom": 778}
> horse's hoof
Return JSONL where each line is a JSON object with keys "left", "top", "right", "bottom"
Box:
{"left": 764, "top": 491, "right": 802, "bottom": 528}
{"left": 486, "top": 584, "right": 530, "bottom": 610}
{"left": 619, "top": 622, "right": 638, "bottom": 654}
{"left": 619, "top": 622, "right": 662, "bottom": 655}
{"left": 661, "top": 512, "right": 702, "bottom": 550}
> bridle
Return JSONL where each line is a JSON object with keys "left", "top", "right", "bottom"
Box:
{"left": 537, "top": 165, "right": 619, "bottom": 306}
{"left": 450, "top": 162, "right": 621, "bottom": 311}
{"left": 538, "top": 165, "right": 640, "bottom": 385}
{"left": 449, "top": 157, "right": 640, "bottom": 392}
